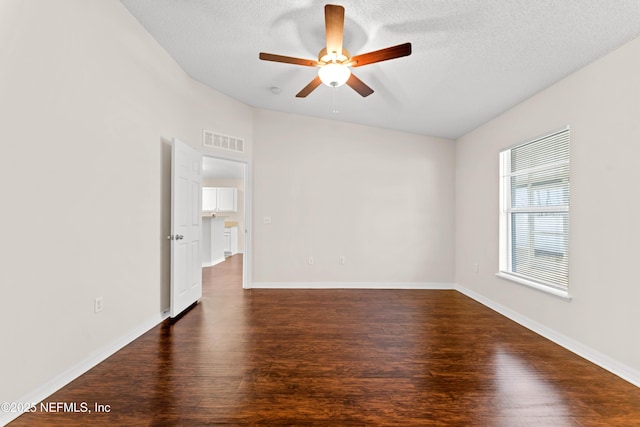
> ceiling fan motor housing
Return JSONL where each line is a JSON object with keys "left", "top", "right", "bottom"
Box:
{"left": 318, "top": 47, "right": 350, "bottom": 64}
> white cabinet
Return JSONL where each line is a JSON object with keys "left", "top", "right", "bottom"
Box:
{"left": 223, "top": 230, "right": 231, "bottom": 254}
{"left": 202, "top": 187, "right": 237, "bottom": 212}
{"left": 224, "top": 226, "right": 238, "bottom": 256}
{"left": 202, "top": 216, "right": 226, "bottom": 267}
{"left": 202, "top": 188, "right": 217, "bottom": 211}
{"left": 217, "top": 187, "right": 237, "bottom": 212}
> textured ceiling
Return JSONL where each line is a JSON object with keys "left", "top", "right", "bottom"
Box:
{"left": 120, "top": 0, "right": 640, "bottom": 139}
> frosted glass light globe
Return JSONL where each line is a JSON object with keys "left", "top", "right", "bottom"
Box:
{"left": 318, "top": 63, "right": 351, "bottom": 87}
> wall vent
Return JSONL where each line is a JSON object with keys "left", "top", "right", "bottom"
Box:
{"left": 203, "top": 129, "right": 245, "bottom": 153}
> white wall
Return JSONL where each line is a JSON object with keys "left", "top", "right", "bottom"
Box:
{"left": 456, "top": 36, "right": 640, "bottom": 376}
{"left": 252, "top": 109, "right": 456, "bottom": 285}
{"left": 0, "top": 0, "right": 253, "bottom": 408}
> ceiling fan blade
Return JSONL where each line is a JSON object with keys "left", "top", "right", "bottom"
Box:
{"left": 325, "top": 4, "right": 345, "bottom": 57}
{"left": 346, "top": 73, "right": 374, "bottom": 97}
{"left": 296, "top": 76, "right": 323, "bottom": 98}
{"left": 259, "top": 52, "right": 319, "bottom": 67}
{"left": 350, "top": 42, "right": 412, "bottom": 67}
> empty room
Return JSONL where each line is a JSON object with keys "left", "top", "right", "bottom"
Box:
{"left": 2, "top": 1, "right": 640, "bottom": 425}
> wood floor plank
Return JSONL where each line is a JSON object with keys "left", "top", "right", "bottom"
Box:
{"left": 11, "top": 254, "right": 640, "bottom": 425}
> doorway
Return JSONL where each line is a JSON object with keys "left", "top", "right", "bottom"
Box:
{"left": 201, "top": 154, "right": 251, "bottom": 289}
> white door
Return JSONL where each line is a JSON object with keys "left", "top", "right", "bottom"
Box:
{"left": 170, "top": 138, "right": 202, "bottom": 318}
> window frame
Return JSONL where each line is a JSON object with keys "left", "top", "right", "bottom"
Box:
{"left": 497, "top": 127, "right": 571, "bottom": 299}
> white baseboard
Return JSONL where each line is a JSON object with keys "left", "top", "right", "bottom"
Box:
{"left": 1, "top": 312, "right": 168, "bottom": 426}
{"left": 251, "top": 282, "right": 455, "bottom": 290}
{"left": 455, "top": 284, "right": 640, "bottom": 388}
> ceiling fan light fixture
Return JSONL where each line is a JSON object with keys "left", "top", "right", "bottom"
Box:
{"left": 259, "top": 4, "right": 411, "bottom": 98}
{"left": 318, "top": 63, "right": 351, "bottom": 87}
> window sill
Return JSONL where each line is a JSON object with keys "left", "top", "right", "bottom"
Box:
{"left": 495, "top": 272, "right": 572, "bottom": 300}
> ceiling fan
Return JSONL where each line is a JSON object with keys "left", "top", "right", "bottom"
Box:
{"left": 259, "top": 4, "right": 412, "bottom": 98}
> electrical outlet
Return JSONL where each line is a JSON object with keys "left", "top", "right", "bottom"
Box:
{"left": 263, "top": 216, "right": 271, "bottom": 224}
{"left": 473, "top": 263, "right": 480, "bottom": 273}
{"left": 339, "top": 256, "right": 346, "bottom": 265}
{"left": 94, "top": 297, "right": 104, "bottom": 313}
{"left": 308, "top": 256, "right": 314, "bottom": 265}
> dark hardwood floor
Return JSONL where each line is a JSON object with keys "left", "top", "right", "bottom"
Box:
{"left": 12, "top": 254, "right": 640, "bottom": 426}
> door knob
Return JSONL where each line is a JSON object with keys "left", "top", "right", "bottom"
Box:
{"left": 176, "top": 234, "right": 184, "bottom": 240}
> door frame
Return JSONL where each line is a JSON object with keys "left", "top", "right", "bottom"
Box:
{"left": 201, "top": 151, "right": 252, "bottom": 289}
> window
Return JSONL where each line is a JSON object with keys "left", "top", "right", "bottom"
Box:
{"left": 498, "top": 128, "right": 570, "bottom": 297}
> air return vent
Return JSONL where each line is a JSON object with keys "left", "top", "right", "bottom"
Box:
{"left": 203, "top": 129, "right": 245, "bottom": 153}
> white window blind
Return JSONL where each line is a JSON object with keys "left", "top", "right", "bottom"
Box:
{"left": 499, "top": 128, "right": 570, "bottom": 292}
